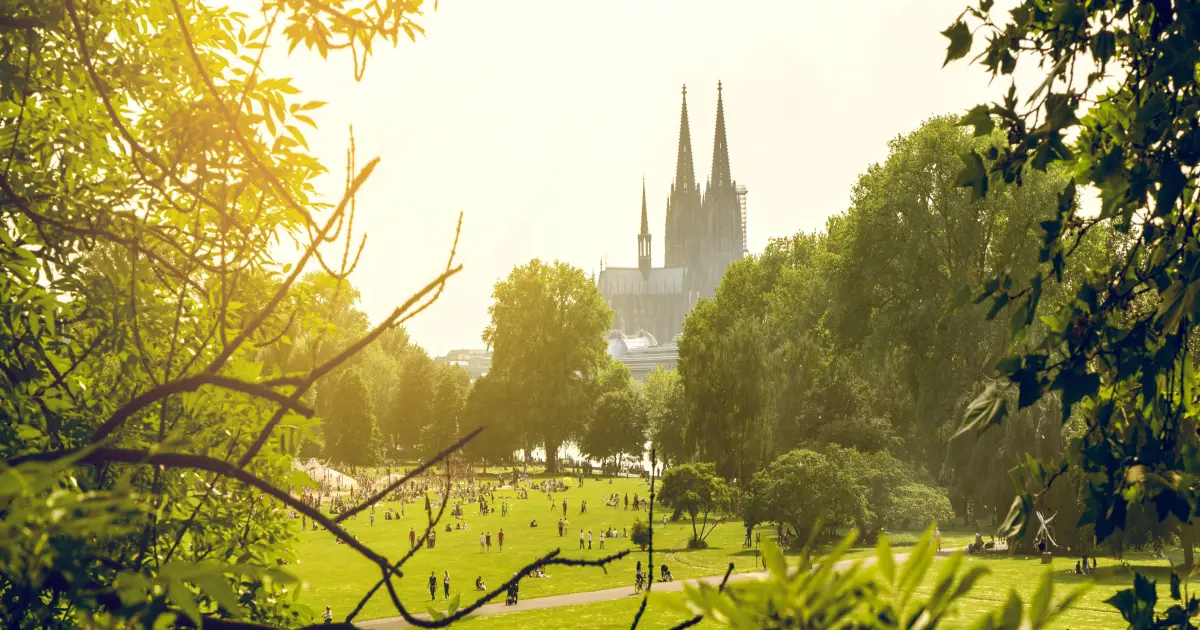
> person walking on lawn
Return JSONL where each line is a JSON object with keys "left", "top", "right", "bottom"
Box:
{"left": 579, "top": 529, "right": 584, "bottom": 549}
{"left": 443, "top": 570, "right": 451, "bottom": 599}
{"left": 428, "top": 572, "right": 437, "bottom": 601}
{"left": 498, "top": 528, "right": 505, "bottom": 552}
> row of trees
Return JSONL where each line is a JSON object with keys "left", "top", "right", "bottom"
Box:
{"left": 674, "top": 117, "right": 1116, "bottom": 534}
{"left": 264, "top": 274, "right": 472, "bottom": 469}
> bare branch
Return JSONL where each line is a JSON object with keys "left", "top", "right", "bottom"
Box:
{"left": 335, "top": 428, "right": 483, "bottom": 523}
{"left": 90, "top": 375, "right": 312, "bottom": 444}
{"left": 204, "top": 156, "right": 380, "bottom": 375}
{"left": 7, "top": 448, "right": 390, "bottom": 567}
{"left": 236, "top": 262, "right": 461, "bottom": 466}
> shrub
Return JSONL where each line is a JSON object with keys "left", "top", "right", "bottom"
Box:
{"left": 631, "top": 518, "right": 650, "bottom": 550}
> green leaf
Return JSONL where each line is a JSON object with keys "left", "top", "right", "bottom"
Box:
{"left": 1029, "top": 569, "right": 1052, "bottom": 624}
{"left": 167, "top": 579, "right": 201, "bottom": 627}
{"left": 1155, "top": 158, "right": 1185, "bottom": 217}
{"left": 1014, "top": 369, "right": 1042, "bottom": 410}
{"left": 1091, "top": 30, "right": 1115, "bottom": 63}
{"left": 447, "top": 593, "right": 461, "bottom": 616}
{"left": 426, "top": 606, "right": 446, "bottom": 621}
{"left": 955, "top": 383, "right": 1007, "bottom": 438}
{"left": 955, "top": 151, "right": 989, "bottom": 198}
{"left": 1053, "top": 368, "right": 1100, "bottom": 419}
{"left": 194, "top": 572, "right": 242, "bottom": 617}
{"left": 960, "top": 105, "right": 995, "bottom": 136}
{"left": 876, "top": 535, "right": 895, "bottom": 584}
{"left": 1134, "top": 573, "right": 1157, "bottom": 608}
{"left": 942, "top": 21, "right": 973, "bottom": 66}
{"left": 1000, "top": 590, "right": 1023, "bottom": 627}
{"left": 761, "top": 540, "right": 787, "bottom": 578}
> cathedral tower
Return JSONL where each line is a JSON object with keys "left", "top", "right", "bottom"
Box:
{"left": 664, "top": 85, "right": 700, "bottom": 272}
{"left": 700, "top": 81, "right": 744, "bottom": 296}
{"left": 638, "top": 178, "right": 652, "bottom": 279}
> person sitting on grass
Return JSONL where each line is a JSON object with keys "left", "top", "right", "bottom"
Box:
{"left": 475, "top": 576, "right": 486, "bottom": 591}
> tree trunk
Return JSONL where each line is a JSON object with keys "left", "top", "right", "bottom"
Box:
{"left": 1182, "top": 524, "right": 1195, "bottom": 569}
{"left": 545, "top": 441, "right": 560, "bottom": 474}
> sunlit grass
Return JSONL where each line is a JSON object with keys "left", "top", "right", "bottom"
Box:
{"left": 290, "top": 475, "right": 972, "bottom": 621}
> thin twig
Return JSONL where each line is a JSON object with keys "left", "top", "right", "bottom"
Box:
{"left": 336, "top": 428, "right": 483, "bottom": 523}
{"left": 90, "top": 375, "right": 312, "bottom": 444}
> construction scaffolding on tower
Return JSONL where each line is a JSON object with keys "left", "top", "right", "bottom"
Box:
{"left": 736, "top": 184, "right": 748, "bottom": 256}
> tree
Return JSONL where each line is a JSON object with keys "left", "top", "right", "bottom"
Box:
{"left": 630, "top": 518, "right": 651, "bottom": 551}
{"left": 823, "top": 445, "right": 912, "bottom": 541}
{"left": 385, "top": 347, "right": 436, "bottom": 459}
{"left": 748, "top": 450, "right": 864, "bottom": 544}
{"left": 483, "top": 260, "right": 613, "bottom": 474}
{"left": 642, "top": 366, "right": 688, "bottom": 467}
{"left": 321, "top": 367, "right": 381, "bottom": 469}
{"left": 658, "top": 463, "right": 731, "bottom": 547}
{"left": 945, "top": 0, "right": 1199, "bottom": 578}
{"left": 581, "top": 388, "right": 647, "bottom": 471}
{"left": 423, "top": 362, "right": 472, "bottom": 459}
{"left": 885, "top": 484, "right": 956, "bottom": 531}
{"left": 0, "top": 0, "right": 464, "bottom": 626}
{"left": 461, "top": 374, "right": 520, "bottom": 469}
{"left": 679, "top": 297, "right": 770, "bottom": 485}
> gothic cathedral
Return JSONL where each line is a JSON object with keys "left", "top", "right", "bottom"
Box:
{"left": 598, "top": 83, "right": 747, "bottom": 344}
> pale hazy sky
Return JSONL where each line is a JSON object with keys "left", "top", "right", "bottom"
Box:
{"left": 260, "top": 0, "right": 1026, "bottom": 356}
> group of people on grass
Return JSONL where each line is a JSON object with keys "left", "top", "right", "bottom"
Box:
{"left": 1074, "top": 555, "right": 1099, "bottom": 575}
{"left": 315, "top": 467, "right": 664, "bottom": 621}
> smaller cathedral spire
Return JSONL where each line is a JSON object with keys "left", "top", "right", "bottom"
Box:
{"left": 640, "top": 176, "right": 649, "bottom": 235}
{"left": 638, "top": 177, "right": 652, "bottom": 279}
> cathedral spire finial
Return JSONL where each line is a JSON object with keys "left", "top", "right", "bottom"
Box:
{"left": 640, "top": 176, "right": 649, "bottom": 235}
{"left": 674, "top": 84, "right": 695, "bottom": 192}
{"left": 710, "top": 81, "right": 731, "bottom": 189}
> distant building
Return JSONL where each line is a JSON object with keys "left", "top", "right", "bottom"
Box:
{"left": 598, "top": 83, "right": 747, "bottom": 343}
{"left": 606, "top": 330, "right": 678, "bottom": 381}
{"left": 434, "top": 349, "right": 491, "bottom": 381}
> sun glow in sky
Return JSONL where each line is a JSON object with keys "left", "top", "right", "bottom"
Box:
{"left": 261, "top": 0, "right": 1035, "bottom": 356}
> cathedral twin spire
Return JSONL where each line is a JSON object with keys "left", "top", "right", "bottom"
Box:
{"left": 653, "top": 82, "right": 739, "bottom": 295}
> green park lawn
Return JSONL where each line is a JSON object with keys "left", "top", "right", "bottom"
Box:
{"left": 291, "top": 475, "right": 975, "bottom": 622}
{"left": 916, "top": 552, "right": 1181, "bottom": 629}
{"left": 453, "top": 551, "right": 1185, "bottom": 630}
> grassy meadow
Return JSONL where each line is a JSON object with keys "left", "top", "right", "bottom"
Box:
{"left": 291, "top": 474, "right": 974, "bottom": 622}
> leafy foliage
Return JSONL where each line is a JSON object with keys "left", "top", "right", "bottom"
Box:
{"left": 641, "top": 366, "right": 688, "bottom": 467}
{"left": 658, "top": 462, "right": 732, "bottom": 545}
{"left": 945, "top": 0, "right": 1200, "bottom": 566}
{"left": 482, "top": 259, "right": 613, "bottom": 473}
{"left": 672, "top": 528, "right": 1083, "bottom": 629}
{"left": 0, "top": 0, "right": 493, "bottom": 626}
{"left": 581, "top": 388, "right": 648, "bottom": 469}
{"left": 630, "top": 518, "right": 651, "bottom": 551}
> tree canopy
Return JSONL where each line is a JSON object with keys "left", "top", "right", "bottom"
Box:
{"left": 482, "top": 259, "right": 613, "bottom": 473}
{"left": 657, "top": 462, "right": 731, "bottom": 546}
{"left": 945, "top": 0, "right": 1200, "bottom": 578}
{"left": 0, "top": 0, "right": 463, "bottom": 625}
